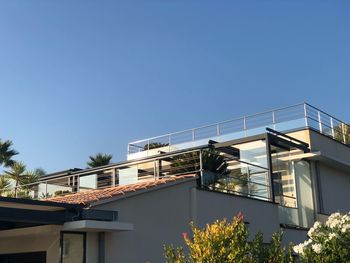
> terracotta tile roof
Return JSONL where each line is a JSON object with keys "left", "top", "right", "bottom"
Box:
{"left": 45, "top": 174, "right": 197, "bottom": 206}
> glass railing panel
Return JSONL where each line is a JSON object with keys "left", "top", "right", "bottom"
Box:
{"left": 202, "top": 158, "right": 271, "bottom": 202}
{"left": 39, "top": 178, "right": 74, "bottom": 199}
{"left": 170, "top": 130, "right": 193, "bottom": 145}
{"left": 274, "top": 118, "right": 305, "bottom": 132}
{"left": 194, "top": 125, "right": 218, "bottom": 140}
{"left": 245, "top": 126, "right": 273, "bottom": 137}
{"left": 245, "top": 112, "right": 273, "bottom": 130}
{"left": 79, "top": 174, "right": 97, "bottom": 190}
{"left": 219, "top": 118, "right": 244, "bottom": 135}
{"left": 274, "top": 104, "right": 305, "bottom": 123}
{"left": 215, "top": 131, "right": 246, "bottom": 143}
{"left": 306, "top": 117, "right": 320, "bottom": 131}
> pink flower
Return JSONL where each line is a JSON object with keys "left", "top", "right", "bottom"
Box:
{"left": 237, "top": 211, "right": 244, "bottom": 221}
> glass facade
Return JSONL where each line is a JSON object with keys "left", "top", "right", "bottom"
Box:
{"left": 201, "top": 134, "right": 315, "bottom": 228}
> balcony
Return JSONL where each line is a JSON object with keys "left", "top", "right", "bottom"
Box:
{"left": 127, "top": 103, "right": 350, "bottom": 160}
{"left": 0, "top": 148, "right": 272, "bottom": 203}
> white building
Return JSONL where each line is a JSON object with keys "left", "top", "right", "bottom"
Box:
{"left": 0, "top": 103, "right": 349, "bottom": 263}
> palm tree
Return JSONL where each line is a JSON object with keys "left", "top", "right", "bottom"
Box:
{"left": 20, "top": 168, "right": 45, "bottom": 198}
{"left": 4, "top": 161, "right": 27, "bottom": 197}
{"left": 0, "top": 176, "right": 11, "bottom": 196}
{"left": 87, "top": 153, "right": 113, "bottom": 168}
{"left": 170, "top": 149, "right": 228, "bottom": 176}
{"left": 0, "top": 139, "right": 18, "bottom": 168}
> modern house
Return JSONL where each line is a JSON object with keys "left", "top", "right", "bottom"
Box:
{"left": 0, "top": 102, "right": 350, "bottom": 263}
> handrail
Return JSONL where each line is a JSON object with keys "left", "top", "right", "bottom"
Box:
{"left": 129, "top": 102, "right": 306, "bottom": 144}
{"left": 128, "top": 102, "right": 350, "bottom": 155}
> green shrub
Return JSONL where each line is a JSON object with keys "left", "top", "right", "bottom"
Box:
{"left": 164, "top": 213, "right": 293, "bottom": 263}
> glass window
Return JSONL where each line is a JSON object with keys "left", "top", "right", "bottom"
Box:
{"left": 233, "top": 140, "right": 268, "bottom": 168}
{"left": 61, "top": 232, "right": 85, "bottom": 263}
{"left": 270, "top": 144, "right": 298, "bottom": 208}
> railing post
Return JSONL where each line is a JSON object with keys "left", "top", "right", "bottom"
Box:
{"left": 342, "top": 123, "right": 346, "bottom": 143}
{"left": 243, "top": 117, "right": 247, "bottom": 137}
{"left": 154, "top": 160, "right": 159, "bottom": 180}
{"left": 112, "top": 169, "right": 116, "bottom": 187}
{"left": 192, "top": 129, "right": 195, "bottom": 141}
{"left": 168, "top": 136, "right": 171, "bottom": 152}
{"left": 216, "top": 124, "right": 220, "bottom": 136}
{"left": 331, "top": 117, "right": 335, "bottom": 138}
{"left": 77, "top": 175, "right": 80, "bottom": 192}
{"left": 147, "top": 140, "right": 150, "bottom": 156}
{"left": 318, "top": 111, "right": 322, "bottom": 133}
{"left": 199, "top": 150, "right": 204, "bottom": 186}
{"left": 304, "top": 103, "right": 309, "bottom": 127}
{"left": 45, "top": 181, "right": 48, "bottom": 198}
{"left": 272, "top": 111, "right": 276, "bottom": 130}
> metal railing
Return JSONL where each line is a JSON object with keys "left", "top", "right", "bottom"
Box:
{"left": 128, "top": 103, "right": 350, "bottom": 157}
{"left": 0, "top": 149, "right": 273, "bottom": 202}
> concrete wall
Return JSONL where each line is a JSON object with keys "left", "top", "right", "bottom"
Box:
{"left": 308, "top": 129, "right": 350, "bottom": 164}
{"left": 94, "top": 179, "right": 309, "bottom": 263}
{"left": 318, "top": 163, "right": 350, "bottom": 214}
{"left": 86, "top": 232, "right": 99, "bottom": 263}
{"left": 195, "top": 190, "right": 280, "bottom": 241}
{"left": 96, "top": 180, "right": 195, "bottom": 263}
{"left": 0, "top": 226, "right": 60, "bottom": 263}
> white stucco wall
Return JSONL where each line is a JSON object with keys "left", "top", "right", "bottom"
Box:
{"left": 0, "top": 226, "right": 60, "bottom": 263}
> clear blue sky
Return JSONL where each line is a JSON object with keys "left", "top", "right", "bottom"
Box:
{"left": 0, "top": 1, "right": 349, "bottom": 173}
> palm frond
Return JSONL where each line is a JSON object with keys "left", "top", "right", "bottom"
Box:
{"left": 87, "top": 153, "right": 113, "bottom": 168}
{"left": 0, "top": 139, "right": 19, "bottom": 167}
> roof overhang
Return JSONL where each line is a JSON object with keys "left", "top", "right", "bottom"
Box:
{"left": 62, "top": 220, "right": 133, "bottom": 232}
{"left": 0, "top": 197, "right": 118, "bottom": 231}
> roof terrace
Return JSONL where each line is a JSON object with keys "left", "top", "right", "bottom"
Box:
{"left": 127, "top": 102, "right": 350, "bottom": 159}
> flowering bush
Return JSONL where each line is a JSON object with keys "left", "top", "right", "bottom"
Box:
{"left": 293, "top": 212, "right": 350, "bottom": 262}
{"left": 164, "top": 213, "right": 293, "bottom": 263}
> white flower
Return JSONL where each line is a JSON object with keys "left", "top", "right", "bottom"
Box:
{"left": 308, "top": 227, "right": 315, "bottom": 237}
{"left": 308, "top": 221, "right": 321, "bottom": 237}
{"left": 314, "top": 221, "right": 321, "bottom": 229}
{"left": 304, "top": 239, "right": 312, "bottom": 246}
{"left": 312, "top": 243, "right": 322, "bottom": 254}
{"left": 328, "top": 233, "right": 336, "bottom": 240}
{"left": 341, "top": 224, "right": 350, "bottom": 233}
{"left": 293, "top": 244, "right": 305, "bottom": 255}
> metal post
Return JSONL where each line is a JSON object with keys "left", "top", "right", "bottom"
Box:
{"left": 216, "top": 124, "right": 220, "bottom": 136}
{"left": 304, "top": 103, "right": 309, "bottom": 127}
{"left": 111, "top": 169, "right": 116, "bottom": 187}
{"left": 77, "top": 175, "right": 80, "bottom": 192}
{"left": 168, "top": 136, "right": 171, "bottom": 152}
{"left": 330, "top": 117, "right": 335, "bottom": 138}
{"left": 243, "top": 117, "right": 247, "bottom": 137}
{"left": 342, "top": 123, "right": 346, "bottom": 143}
{"left": 199, "top": 150, "right": 204, "bottom": 186}
{"left": 272, "top": 111, "right": 276, "bottom": 130}
{"left": 45, "top": 182, "right": 48, "bottom": 198}
{"left": 318, "top": 111, "right": 322, "bottom": 133}
{"left": 266, "top": 134, "right": 275, "bottom": 203}
{"left": 192, "top": 129, "right": 195, "bottom": 141}
{"left": 154, "top": 160, "right": 159, "bottom": 180}
{"left": 147, "top": 140, "right": 150, "bottom": 156}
